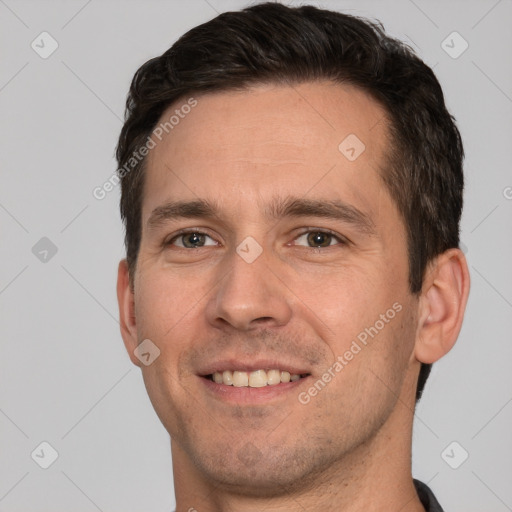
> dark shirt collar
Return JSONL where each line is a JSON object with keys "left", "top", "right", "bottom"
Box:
{"left": 414, "top": 479, "right": 445, "bottom": 511}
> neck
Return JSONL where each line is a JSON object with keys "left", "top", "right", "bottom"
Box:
{"left": 171, "top": 375, "right": 425, "bottom": 512}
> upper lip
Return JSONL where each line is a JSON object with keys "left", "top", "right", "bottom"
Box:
{"left": 197, "top": 358, "right": 311, "bottom": 376}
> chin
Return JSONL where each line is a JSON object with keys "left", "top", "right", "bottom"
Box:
{"left": 185, "top": 437, "right": 342, "bottom": 498}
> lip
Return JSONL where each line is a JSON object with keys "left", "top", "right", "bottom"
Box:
{"left": 199, "top": 374, "right": 311, "bottom": 405}
{"left": 196, "top": 358, "right": 312, "bottom": 405}
{"left": 197, "top": 358, "right": 311, "bottom": 376}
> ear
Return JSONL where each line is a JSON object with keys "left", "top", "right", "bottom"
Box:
{"left": 414, "top": 248, "right": 470, "bottom": 364}
{"left": 117, "top": 259, "right": 141, "bottom": 367}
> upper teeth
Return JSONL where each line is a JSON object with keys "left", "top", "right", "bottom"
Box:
{"left": 212, "top": 369, "right": 302, "bottom": 387}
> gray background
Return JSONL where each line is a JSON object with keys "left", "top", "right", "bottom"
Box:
{"left": 1, "top": 0, "right": 511, "bottom": 510}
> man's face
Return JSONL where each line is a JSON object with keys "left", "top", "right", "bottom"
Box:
{"left": 125, "top": 82, "right": 420, "bottom": 492}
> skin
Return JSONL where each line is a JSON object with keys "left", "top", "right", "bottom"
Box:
{"left": 117, "top": 82, "right": 470, "bottom": 511}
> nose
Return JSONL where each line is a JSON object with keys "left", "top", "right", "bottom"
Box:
{"left": 205, "top": 247, "right": 293, "bottom": 331}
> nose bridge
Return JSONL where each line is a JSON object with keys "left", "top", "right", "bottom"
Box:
{"left": 206, "top": 242, "right": 292, "bottom": 330}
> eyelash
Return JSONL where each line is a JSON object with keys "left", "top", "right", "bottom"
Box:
{"left": 164, "top": 228, "right": 349, "bottom": 249}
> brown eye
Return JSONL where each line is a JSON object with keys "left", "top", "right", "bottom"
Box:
{"left": 182, "top": 233, "right": 206, "bottom": 248}
{"left": 306, "top": 232, "right": 333, "bottom": 247}
{"left": 168, "top": 231, "right": 216, "bottom": 248}
{"left": 294, "top": 230, "right": 343, "bottom": 248}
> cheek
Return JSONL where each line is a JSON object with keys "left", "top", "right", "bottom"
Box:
{"left": 288, "top": 260, "right": 399, "bottom": 344}
{"left": 347, "top": 298, "right": 417, "bottom": 399}
{"left": 134, "top": 267, "right": 209, "bottom": 342}
{"left": 292, "top": 259, "right": 414, "bottom": 392}
{"left": 139, "top": 358, "right": 190, "bottom": 439}
{"left": 304, "top": 302, "right": 416, "bottom": 433}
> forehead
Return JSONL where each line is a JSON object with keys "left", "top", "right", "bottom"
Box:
{"left": 143, "top": 81, "right": 392, "bottom": 221}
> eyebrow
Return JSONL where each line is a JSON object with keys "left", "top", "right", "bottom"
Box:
{"left": 146, "top": 196, "right": 376, "bottom": 236}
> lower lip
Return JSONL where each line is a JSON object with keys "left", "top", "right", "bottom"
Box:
{"left": 199, "top": 376, "right": 310, "bottom": 404}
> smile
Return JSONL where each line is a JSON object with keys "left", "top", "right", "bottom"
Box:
{"left": 207, "top": 369, "right": 309, "bottom": 387}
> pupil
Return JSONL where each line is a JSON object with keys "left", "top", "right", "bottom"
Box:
{"left": 185, "top": 233, "right": 204, "bottom": 247}
{"left": 308, "top": 232, "right": 330, "bottom": 247}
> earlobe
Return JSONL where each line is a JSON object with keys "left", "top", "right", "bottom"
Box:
{"left": 117, "top": 259, "right": 141, "bottom": 367}
{"left": 414, "top": 248, "right": 470, "bottom": 364}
